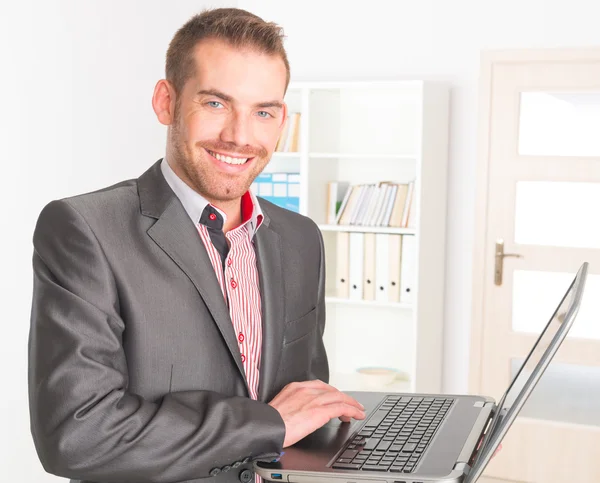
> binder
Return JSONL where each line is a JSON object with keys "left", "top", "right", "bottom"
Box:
{"left": 389, "top": 183, "right": 410, "bottom": 228}
{"left": 402, "top": 181, "right": 415, "bottom": 228}
{"left": 254, "top": 172, "right": 300, "bottom": 213}
{"left": 335, "top": 232, "right": 350, "bottom": 298}
{"left": 388, "top": 234, "right": 403, "bottom": 302}
{"left": 350, "top": 185, "right": 368, "bottom": 225}
{"left": 327, "top": 182, "right": 350, "bottom": 224}
{"left": 363, "top": 233, "right": 376, "bottom": 301}
{"left": 400, "top": 235, "right": 417, "bottom": 304}
{"left": 338, "top": 185, "right": 361, "bottom": 225}
{"left": 374, "top": 234, "right": 390, "bottom": 302}
{"left": 348, "top": 233, "right": 365, "bottom": 300}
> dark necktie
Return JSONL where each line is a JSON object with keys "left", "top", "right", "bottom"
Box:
{"left": 199, "top": 205, "right": 229, "bottom": 269}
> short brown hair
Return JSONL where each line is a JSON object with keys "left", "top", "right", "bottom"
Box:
{"left": 166, "top": 8, "right": 290, "bottom": 95}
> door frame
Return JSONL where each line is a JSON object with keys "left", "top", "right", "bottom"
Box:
{"left": 469, "top": 47, "right": 600, "bottom": 394}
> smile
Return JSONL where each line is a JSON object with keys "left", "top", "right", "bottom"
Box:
{"left": 206, "top": 149, "right": 250, "bottom": 165}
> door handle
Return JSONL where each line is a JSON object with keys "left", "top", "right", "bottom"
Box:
{"left": 495, "top": 239, "right": 523, "bottom": 286}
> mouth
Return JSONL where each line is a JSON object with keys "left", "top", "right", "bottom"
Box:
{"left": 206, "top": 149, "right": 253, "bottom": 166}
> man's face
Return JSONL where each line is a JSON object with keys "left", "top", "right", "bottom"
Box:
{"left": 168, "top": 39, "right": 287, "bottom": 204}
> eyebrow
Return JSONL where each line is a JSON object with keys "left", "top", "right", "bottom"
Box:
{"left": 196, "top": 88, "right": 283, "bottom": 110}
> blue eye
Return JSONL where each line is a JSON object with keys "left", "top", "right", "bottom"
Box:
{"left": 257, "top": 111, "right": 272, "bottom": 118}
{"left": 207, "top": 101, "right": 223, "bottom": 108}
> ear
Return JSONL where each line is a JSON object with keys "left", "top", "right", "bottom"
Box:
{"left": 152, "top": 79, "right": 176, "bottom": 126}
{"left": 279, "top": 102, "right": 288, "bottom": 129}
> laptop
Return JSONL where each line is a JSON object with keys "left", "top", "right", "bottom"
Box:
{"left": 255, "top": 262, "right": 588, "bottom": 483}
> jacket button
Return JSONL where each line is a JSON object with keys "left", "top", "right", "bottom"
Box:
{"left": 210, "top": 468, "right": 221, "bottom": 477}
{"left": 239, "top": 468, "right": 254, "bottom": 483}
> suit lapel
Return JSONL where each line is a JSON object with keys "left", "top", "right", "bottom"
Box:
{"left": 138, "top": 161, "right": 248, "bottom": 386}
{"left": 254, "top": 220, "right": 285, "bottom": 402}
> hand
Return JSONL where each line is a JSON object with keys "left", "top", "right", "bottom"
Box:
{"left": 268, "top": 379, "right": 366, "bottom": 448}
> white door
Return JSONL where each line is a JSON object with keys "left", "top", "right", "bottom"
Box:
{"left": 471, "top": 48, "right": 600, "bottom": 483}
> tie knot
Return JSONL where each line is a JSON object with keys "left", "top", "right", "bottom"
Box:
{"left": 200, "top": 205, "right": 224, "bottom": 231}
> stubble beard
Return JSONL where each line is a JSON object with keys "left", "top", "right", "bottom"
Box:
{"left": 168, "top": 118, "right": 270, "bottom": 203}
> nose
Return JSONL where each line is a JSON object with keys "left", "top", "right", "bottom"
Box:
{"left": 220, "top": 110, "right": 252, "bottom": 147}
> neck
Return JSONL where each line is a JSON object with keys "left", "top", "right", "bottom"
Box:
{"left": 165, "top": 156, "right": 244, "bottom": 233}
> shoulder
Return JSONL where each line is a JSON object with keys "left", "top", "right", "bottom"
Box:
{"left": 38, "top": 176, "right": 139, "bottom": 219}
{"left": 34, "top": 178, "right": 139, "bottom": 242}
{"left": 257, "top": 198, "right": 322, "bottom": 249}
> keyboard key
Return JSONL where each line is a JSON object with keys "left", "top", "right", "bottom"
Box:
{"left": 402, "top": 443, "right": 417, "bottom": 453}
{"left": 332, "top": 463, "right": 362, "bottom": 470}
{"left": 365, "top": 410, "right": 389, "bottom": 428}
{"left": 376, "top": 441, "right": 391, "bottom": 451}
{"left": 364, "top": 438, "right": 380, "bottom": 450}
{"left": 361, "top": 464, "right": 390, "bottom": 472}
{"left": 341, "top": 450, "right": 359, "bottom": 459}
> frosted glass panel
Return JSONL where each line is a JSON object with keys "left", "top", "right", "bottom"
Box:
{"left": 518, "top": 92, "right": 600, "bottom": 157}
{"left": 511, "top": 358, "right": 600, "bottom": 426}
{"left": 513, "top": 270, "right": 600, "bottom": 340}
{"left": 515, "top": 181, "right": 600, "bottom": 249}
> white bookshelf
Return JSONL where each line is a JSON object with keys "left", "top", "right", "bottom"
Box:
{"left": 266, "top": 80, "right": 449, "bottom": 394}
{"left": 319, "top": 225, "right": 416, "bottom": 235}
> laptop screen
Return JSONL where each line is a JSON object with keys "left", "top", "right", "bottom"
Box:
{"left": 468, "top": 263, "right": 587, "bottom": 480}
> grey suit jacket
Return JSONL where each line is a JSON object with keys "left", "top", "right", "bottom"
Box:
{"left": 28, "top": 160, "right": 329, "bottom": 483}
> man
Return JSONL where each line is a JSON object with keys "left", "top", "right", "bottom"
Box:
{"left": 28, "top": 8, "right": 365, "bottom": 483}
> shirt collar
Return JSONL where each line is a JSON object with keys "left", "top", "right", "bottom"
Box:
{"left": 160, "top": 158, "right": 264, "bottom": 238}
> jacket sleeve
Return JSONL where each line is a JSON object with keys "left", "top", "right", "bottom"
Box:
{"left": 28, "top": 199, "right": 285, "bottom": 483}
{"left": 308, "top": 223, "right": 329, "bottom": 383}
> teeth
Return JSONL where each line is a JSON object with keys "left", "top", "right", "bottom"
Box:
{"left": 209, "top": 150, "right": 249, "bottom": 165}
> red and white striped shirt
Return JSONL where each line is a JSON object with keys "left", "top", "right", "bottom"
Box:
{"left": 160, "top": 159, "right": 264, "bottom": 400}
{"left": 196, "top": 197, "right": 263, "bottom": 399}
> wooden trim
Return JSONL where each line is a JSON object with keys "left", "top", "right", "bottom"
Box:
{"left": 469, "top": 47, "right": 600, "bottom": 395}
{"left": 469, "top": 50, "right": 495, "bottom": 394}
{"left": 480, "top": 46, "right": 600, "bottom": 64}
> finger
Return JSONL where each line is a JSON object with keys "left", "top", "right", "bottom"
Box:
{"left": 325, "top": 402, "right": 366, "bottom": 421}
{"left": 298, "top": 379, "right": 337, "bottom": 391}
{"left": 314, "top": 390, "right": 365, "bottom": 410}
{"left": 339, "top": 416, "right": 352, "bottom": 423}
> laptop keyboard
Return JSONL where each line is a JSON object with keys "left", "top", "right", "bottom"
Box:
{"left": 332, "top": 395, "right": 454, "bottom": 474}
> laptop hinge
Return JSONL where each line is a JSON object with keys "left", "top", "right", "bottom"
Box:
{"left": 453, "top": 462, "right": 471, "bottom": 475}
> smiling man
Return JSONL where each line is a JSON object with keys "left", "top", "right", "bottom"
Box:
{"left": 28, "top": 8, "right": 364, "bottom": 483}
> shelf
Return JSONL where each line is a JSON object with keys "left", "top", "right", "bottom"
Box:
{"left": 290, "top": 80, "right": 425, "bottom": 90}
{"left": 325, "top": 297, "right": 412, "bottom": 309}
{"left": 309, "top": 152, "right": 415, "bottom": 160}
{"left": 319, "top": 224, "right": 416, "bottom": 235}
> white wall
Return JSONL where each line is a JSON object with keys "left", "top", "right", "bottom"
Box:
{"left": 0, "top": 1, "right": 234, "bottom": 481}
{"left": 5, "top": 1, "right": 600, "bottom": 481}
{"left": 237, "top": 0, "right": 600, "bottom": 393}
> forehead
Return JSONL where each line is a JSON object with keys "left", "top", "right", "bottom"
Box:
{"left": 189, "top": 38, "right": 287, "bottom": 102}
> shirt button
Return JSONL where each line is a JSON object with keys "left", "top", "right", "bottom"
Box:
{"left": 241, "top": 354, "right": 246, "bottom": 363}
{"left": 230, "top": 278, "right": 237, "bottom": 289}
{"left": 227, "top": 258, "right": 233, "bottom": 266}
{"left": 238, "top": 333, "right": 245, "bottom": 343}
